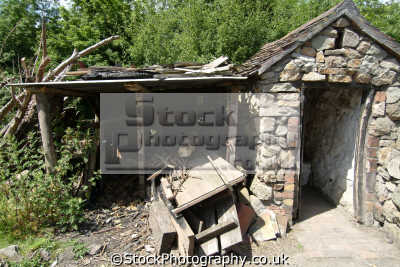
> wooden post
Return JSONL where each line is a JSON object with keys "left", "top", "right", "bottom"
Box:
{"left": 36, "top": 92, "right": 57, "bottom": 173}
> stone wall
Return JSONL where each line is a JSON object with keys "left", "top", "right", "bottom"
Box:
{"left": 248, "top": 17, "right": 400, "bottom": 241}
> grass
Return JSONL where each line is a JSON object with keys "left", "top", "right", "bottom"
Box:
{"left": 0, "top": 230, "right": 85, "bottom": 267}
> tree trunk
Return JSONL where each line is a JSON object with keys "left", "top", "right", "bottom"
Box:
{"left": 36, "top": 93, "right": 57, "bottom": 173}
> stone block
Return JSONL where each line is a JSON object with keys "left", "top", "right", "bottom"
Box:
{"left": 374, "top": 91, "right": 386, "bottom": 103}
{"left": 277, "top": 100, "right": 300, "bottom": 107}
{"left": 383, "top": 200, "right": 400, "bottom": 223}
{"left": 360, "top": 56, "right": 380, "bottom": 75}
{"left": 324, "top": 49, "right": 346, "bottom": 56}
{"left": 260, "top": 117, "right": 276, "bottom": 132}
{"left": 260, "top": 106, "right": 299, "bottom": 117}
{"left": 319, "top": 68, "right": 347, "bottom": 75}
{"left": 312, "top": 35, "right": 336, "bottom": 51}
{"left": 347, "top": 59, "right": 362, "bottom": 68}
{"left": 369, "top": 117, "right": 395, "bottom": 136}
{"left": 321, "top": 27, "right": 338, "bottom": 38}
{"left": 388, "top": 101, "right": 400, "bottom": 120}
{"left": 316, "top": 51, "right": 325, "bottom": 63}
{"left": 344, "top": 48, "right": 363, "bottom": 59}
{"left": 302, "top": 72, "right": 326, "bottom": 81}
{"left": 280, "top": 150, "right": 296, "bottom": 169}
{"left": 333, "top": 17, "right": 350, "bottom": 28}
{"left": 373, "top": 69, "right": 397, "bottom": 87}
{"left": 372, "top": 102, "right": 386, "bottom": 117}
{"left": 301, "top": 47, "right": 316, "bottom": 57}
{"left": 357, "top": 41, "right": 371, "bottom": 54}
{"left": 280, "top": 70, "right": 302, "bottom": 82}
{"left": 250, "top": 178, "right": 273, "bottom": 202}
{"left": 325, "top": 56, "right": 347, "bottom": 68}
{"left": 328, "top": 74, "right": 352, "bottom": 83}
{"left": 367, "top": 44, "right": 388, "bottom": 60}
{"left": 380, "top": 58, "right": 400, "bottom": 72}
{"left": 355, "top": 72, "right": 372, "bottom": 84}
{"left": 386, "top": 87, "right": 400, "bottom": 104}
{"left": 378, "top": 166, "right": 391, "bottom": 181}
{"left": 262, "top": 82, "right": 299, "bottom": 93}
{"left": 342, "top": 29, "right": 360, "bottom": 48}
{"left": 275, "top": 125, "right": 288, "bottom": 136}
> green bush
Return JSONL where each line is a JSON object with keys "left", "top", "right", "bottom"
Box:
{"left": 0, "top": 125, "right": 99, "bottom": 238}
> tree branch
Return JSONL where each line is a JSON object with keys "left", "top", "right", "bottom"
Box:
{"left": 43, "top": 35, "right": 120, "bottom": 82}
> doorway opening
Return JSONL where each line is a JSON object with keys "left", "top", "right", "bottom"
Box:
{"left": 300, "top": 86, "right": 363, "bottom": 221}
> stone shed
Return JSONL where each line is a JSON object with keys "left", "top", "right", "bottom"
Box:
{"left": 238, "top": 0, "right": 400, "bottom": 242}
{"left": 10, "top": 0, "right": 400, "bottom": 246}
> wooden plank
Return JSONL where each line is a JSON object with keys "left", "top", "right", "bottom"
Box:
{"left": 198, "top": 207, "right": 219, "bottom": 256}
{"left": 149, "top": 199, "right": 177, "bottom": 254}
{"left": 203, "top": 56, "right": 229, "bottom": 69}
{"left": 196, "top": 221, "right": 237, "bottom": 244}
{"left": 169, "top": 213, "right": 195, "bottom": 256}
{"left": 173, "top": 157, "right": 244, "bottom": 214}
{"left": 216, "top": 197, "right": 242, "bottom": 251}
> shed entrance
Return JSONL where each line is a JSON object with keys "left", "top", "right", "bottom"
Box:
{"left": 301, "top": 86, "right": 363, "bottom": 218}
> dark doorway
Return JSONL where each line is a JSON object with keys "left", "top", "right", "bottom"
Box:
{"left": 300, "top": 86, "right": 363, "bottom": 219}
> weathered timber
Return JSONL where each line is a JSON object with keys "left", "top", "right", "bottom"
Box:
{"left": 202, "top": 56, "right": 229, "bottom": 69}
{"left": 215, "top": 196, "right": 242, "bottom": 251}
{"left": 173, "top": 157, "right": 244, "bottom": 214}
{"left": 198, "top": 207, "right": 219, "bottom": 256}
{"left": 195, "top": 221, "right": 237, "bottom": 244}
{"left": 169, "top": 208, "right": 195, "bottom": 256}
{"left": 36, "top": 93, "right": 57, "bottom": 173}
{"left": 149, "top": 199, "right": 177, "bottom": 255}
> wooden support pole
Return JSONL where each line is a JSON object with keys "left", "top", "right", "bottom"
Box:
{"left": 36, "top": 93, "right": 57, "bottom": 173}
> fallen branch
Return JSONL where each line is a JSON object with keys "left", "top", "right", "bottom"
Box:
{"left": 43, "top": 36, "right": 119, "bottom": 82}
{"left": 5, "top": 91, "right": 32, "bottom": 137}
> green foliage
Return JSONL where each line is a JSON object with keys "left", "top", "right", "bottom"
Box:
{"left": 0, "top": 124, "right": 99, "bottom": 238}
{"left": 1, "top": 0, "right": 400, "bottom": 71}
{"left": 72, "top": 241, "right": 88, "bottom": 260}
{"left": 0, "top": 0, "right": 60, "bottom": 72}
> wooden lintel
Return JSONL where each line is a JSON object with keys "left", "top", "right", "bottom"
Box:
{"left": 124, "top": 82, "right": 148, "bottom": 92}
{"left": 28, "top": 87, "right": 92, "bottom": 97}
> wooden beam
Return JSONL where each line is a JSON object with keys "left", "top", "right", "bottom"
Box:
{"left": 149, "top": 199, "right": 177, "bottom": 255}
{"left": 198, "top": 207, "right": 219, "bottom": 256}
{"left": 216, "top": 196, "right": 242, "bottom": 251}
{"left": 36, "top": 93, "right": 57, "bottom": 173}
{"left": 195, "top": 221, "right": 237, "bottom": 244}
{"left": 169, "top": 210, "right": 195, "bottom": 256}
{"left": 28, "top": 87, "right": 90, "bottom": 97}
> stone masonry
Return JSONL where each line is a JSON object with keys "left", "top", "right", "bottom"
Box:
{"left": 248, "top": 17, "right": 400, "bottom": 241}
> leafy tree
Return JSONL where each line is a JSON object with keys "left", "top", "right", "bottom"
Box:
{"left": 0, "top": 0, "right": 60, "bottom": 72}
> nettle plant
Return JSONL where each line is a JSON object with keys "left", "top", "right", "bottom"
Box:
{"left": 0, "top": 124, "right": 99, "bottom": 237}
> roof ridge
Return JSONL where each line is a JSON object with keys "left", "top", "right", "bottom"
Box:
{"left": 238, "top": 0, "right": 400, "bottom": 77}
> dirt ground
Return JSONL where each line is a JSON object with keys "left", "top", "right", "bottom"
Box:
{"left": 47, "top": 179, "right": 400, "bottom": 267}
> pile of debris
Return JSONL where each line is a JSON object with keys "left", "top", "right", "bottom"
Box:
{"left": 65, "top": 56, "right": 239, "bottom": 80}
{"left": 148, "top": 155, "right": 289, "bottom": 256}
